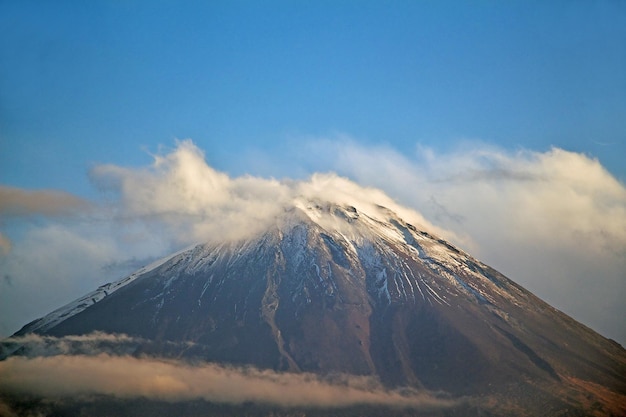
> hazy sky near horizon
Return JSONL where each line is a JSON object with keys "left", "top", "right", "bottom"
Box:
{"left": 1, "top": 2, "right": 625, "bottom": 344}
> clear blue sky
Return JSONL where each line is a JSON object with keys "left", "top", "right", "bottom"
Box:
{"left": 1, "top": 0, "right": 625, "bottom": 192}
{"left": 1, "top": 1, "right": 626, "bottom": 343}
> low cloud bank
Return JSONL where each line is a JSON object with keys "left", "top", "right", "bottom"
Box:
{"left": 0, "top": 333, "right": 456, "bottom": 409}
{"left": 0, "top": 332, "right": 142, "bottom": 359}
{"left": 0, "top": 353, "right": 455, "bottom": 409}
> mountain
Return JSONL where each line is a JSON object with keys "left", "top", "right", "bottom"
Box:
{"left": 3, "top": 200, "right": 626, "bottom": 416}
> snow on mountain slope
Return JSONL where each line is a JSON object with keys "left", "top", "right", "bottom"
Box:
{"left": 16, "top": 245, "right": 194, "bottom": 335}
{"left": 7, "top": 198, "right": 626, "bottom": 416}
{"left": 19, "top": 199, "right": 532, "bottom": 338}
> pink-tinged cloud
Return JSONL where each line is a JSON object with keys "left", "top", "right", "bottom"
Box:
{"left": 0, "top": 186, "right": 90, "bottom": 218}
{"left": 0, "top": 354, "right": 456, "bottom": 409}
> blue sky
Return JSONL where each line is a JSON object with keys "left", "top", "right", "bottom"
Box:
{"left": 2, "top": 1, "right": 625, "bottom": 188}
{"left": 1, "top": 2, "right": 625, "bottom": 343}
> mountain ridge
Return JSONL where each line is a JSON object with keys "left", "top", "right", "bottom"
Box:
{"left": 5, "top": 200, "right": 626, "bottom": 416}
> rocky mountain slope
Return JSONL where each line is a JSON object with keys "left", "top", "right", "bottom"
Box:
{"left": 5, "top": 200, "right": 626, "bottom": 416}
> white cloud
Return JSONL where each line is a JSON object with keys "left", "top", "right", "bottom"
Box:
{"left": 88, "top": 139, "right": 452, "bottom": 246}
{"left": 1, "top": 138, "right": 624, "bottom": 348}
{"left": 90, "top": 140, "right": 291, "bottom": 244}
{"left": 1, "top": 140, "right": 450, "bottom": 337}
{"left": 290, "top": 137, "right": 626, "bottom": 344}
{"left": 0, "top": 224, "right": 133, "bottom": 336}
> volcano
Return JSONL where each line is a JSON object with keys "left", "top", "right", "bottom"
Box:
{"left": 3, "top": 200, "right": 626, "bottom": 416}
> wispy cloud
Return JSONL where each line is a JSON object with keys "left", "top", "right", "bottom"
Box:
{"left": 0, "top": 353, "right": 456, "bottom": 409}
{"left": 0, "top": 186, "right": 91, "bottom": 257}
{"left": 0, "top": 186, "right": 90, "bottom": 218}
{"left": 0, "top": 223, "right": 137, "bottom": 337}
{"left": 88, "top": 139, "right": 452, "bottom": 245}
{"left": 289, "top": 137, "right": 626, "bottom": 344}
{"left": 0, "top": 332, "right": 142, "bottom": 359}
{"left": 89, "top": 140, "right": 290, "bottom": 244}
{"left": 1, "top": 138, "right": 624, "bottom": 347}
{"left": 0, "top": 140, "right": 451, "bottom": 338}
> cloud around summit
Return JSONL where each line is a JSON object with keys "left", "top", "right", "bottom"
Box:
{"left": 88, "top": 139, "right": 453, "bottom": 246}
{"left": 0, "top": 138, "right": 625, "bottom": 346}
{"left": 292, "top": 138, "right": 626, "bottom": 344}
{"left": 0, "top": 140, "right": 449, "bottom": 338}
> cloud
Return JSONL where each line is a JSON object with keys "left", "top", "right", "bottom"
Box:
{"left": 0, "top": 186, "right": 91, "bottom": 257}
{"left": 289, "top": 138, "right": 626, "bottom": 344}
{"left": 0, "top": 332, "right": 451, "bottom": 411}
{"left": 88, "top": 139, "right": 452, "bottom": 246}
{"left": 90, "top": 140, "right": 290, "bottom": 244}
{"left": 0, "top": 223, "right": 155, "bottom": 337}
{"left": 0, "top": 353, "right": 455, "bottom": 409}
{"left": 0, "top": 140, "right": 452, "bottom": 338}
{"left": 0, "top": 232, "right": 10, "bottom": 256}
{"left": 0, "top": 186, "right": 90, "bottom": 218}
{"left": 317, "top": 140, "right": 626, "bottom": 252}
{"left": 0, "top": 332, "right": 143, "bottom": 359}
{"left": 0, "top": 400, "right": 19, "bottom": 417}
{"left": 1, "top": 138, "right": 624, "bottom": 348}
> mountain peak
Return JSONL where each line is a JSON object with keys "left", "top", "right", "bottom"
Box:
{"left": 5, "top": 199, "right": 626, "bottom": 416}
